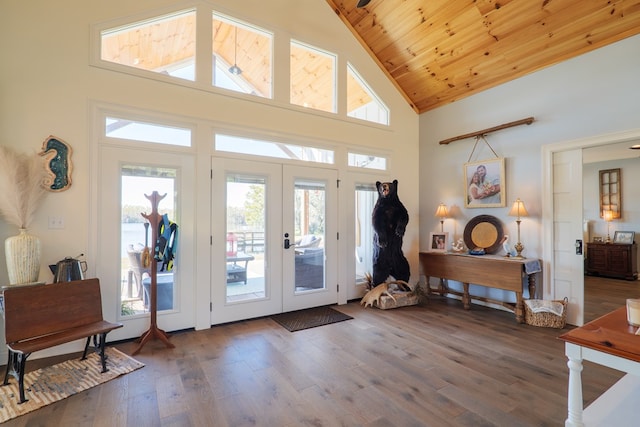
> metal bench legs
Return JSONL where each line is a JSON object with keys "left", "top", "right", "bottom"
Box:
{"left": 2, "top": 350, "right": 31, "bottom": 404}
{"left": 82, "top": 333, "right": 110, "bottom": 373}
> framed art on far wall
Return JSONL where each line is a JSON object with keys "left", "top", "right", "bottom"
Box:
{"left": 464, "top": 158, "right": 506, "bottom": 208}
{"left": 429, "top": 232, "right": 449, "bottom": 252}
{"left": 613, "top": 231, "right": 634, "bottom": 244}
{"left": 599, "top": 168, "right": 621, "bottom": 219}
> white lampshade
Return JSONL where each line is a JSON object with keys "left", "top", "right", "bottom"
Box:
{"left": 434, "top": 203, "right": 449, "bottom": 219}
{"left": 508, "top": 198, "right": 529, "bottom": 219}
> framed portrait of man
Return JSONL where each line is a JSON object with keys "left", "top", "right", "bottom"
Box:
{"left": 463, "top": 158, "right": 506, "bottom": 208}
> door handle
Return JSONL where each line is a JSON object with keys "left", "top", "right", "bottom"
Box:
{"left": 284, "top": 232, "right": 293, "bottom": 249}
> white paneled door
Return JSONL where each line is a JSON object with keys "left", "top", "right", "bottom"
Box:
{"left": 552, "top": 149, "right": 584, "bottom": 326}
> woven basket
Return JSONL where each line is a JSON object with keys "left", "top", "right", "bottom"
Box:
{"left": 524, "top": 297, "right": 568, "bottom": 329}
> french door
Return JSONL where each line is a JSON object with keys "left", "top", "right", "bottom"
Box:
{"left": 97, "top": 146, "right": 196, "bottom": 340}
{"left": 211, "top": 158, "right": 338, "bottom": 324}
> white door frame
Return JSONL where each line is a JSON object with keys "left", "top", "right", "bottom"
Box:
{"left": 542, "top": 128, "right": 640, "bottom": 325}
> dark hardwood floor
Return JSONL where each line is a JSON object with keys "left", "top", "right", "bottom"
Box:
{"left": 3, "top": 278, "right": 635, "bottom": 426}
{"left": 584, "top": 273, "right": 640, "bottom": 322}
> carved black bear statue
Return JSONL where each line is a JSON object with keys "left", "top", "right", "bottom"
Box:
{"left": 371, "top": 180, "right": 410, "bottom": 286}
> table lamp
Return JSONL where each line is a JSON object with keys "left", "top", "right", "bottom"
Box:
{"left": 434, "top": 203, "right": 448, "bottom": 232}
{"left": 603, "top": 209, "right": 613, "bottom": 243}
{"left": 508, "top": 198, "right": 529, "bottom": 259}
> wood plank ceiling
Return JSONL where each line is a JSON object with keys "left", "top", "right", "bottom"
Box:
{"left": 326, "top": 0, "right": 640, "bottom": 113}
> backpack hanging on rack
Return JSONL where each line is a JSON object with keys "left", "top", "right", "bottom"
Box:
{"left": 154, "top": 214, "right": 178, "bottom": 271}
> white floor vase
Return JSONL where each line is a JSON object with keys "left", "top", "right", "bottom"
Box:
{"left": 5, "top": 228, "right": 41, "bottom": 284}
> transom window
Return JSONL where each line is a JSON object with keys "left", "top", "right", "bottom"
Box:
{"left": 105, "top": 117, "right": 192, "bottom": 147}
{"left": 215, "top": 134, "right": 334, "bottom": 164}
{"left": 348, "top": 152, "right": 387, "bottom": 170}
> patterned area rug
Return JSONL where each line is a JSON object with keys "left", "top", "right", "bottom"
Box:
{"left": 0, "top": 347, "right": 144, "bottom": 423}
{"left": 271, "top": 305, "right": 353, "bottom": 332}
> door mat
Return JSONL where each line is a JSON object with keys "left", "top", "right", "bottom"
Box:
{"left": 271, "top": 305, "right": 353, "bottom": 332}
{"left": 0, "top": 347, "right": 144, "bottom": 423}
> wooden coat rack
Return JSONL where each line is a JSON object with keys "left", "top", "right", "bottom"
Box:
{"left": 132, "top": 191, "right": 175, "bottom": 355}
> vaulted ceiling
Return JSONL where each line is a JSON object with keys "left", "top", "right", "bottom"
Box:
{"left": 326, "top": 0, "right": 640, "bottom": 114}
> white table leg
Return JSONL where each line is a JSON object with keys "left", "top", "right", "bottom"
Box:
{"left": 566, "top": 343, "right": 585, "bottom": 427}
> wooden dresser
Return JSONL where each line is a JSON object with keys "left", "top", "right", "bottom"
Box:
{"left": 585, "top": 242, "right": 637, "bottom": 280}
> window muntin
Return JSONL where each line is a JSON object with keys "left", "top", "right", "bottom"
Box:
{"left": 105, "top": 117, "right": 192, "bottom": 147}
{"left": 348, "top": 152, "right": 387, "bottom": 170}
{"left": 290, "top": 40, "right": 336, "bottom": 113}
{"left": 100, "top": 10, "right": 196, "bottom": 81}
{"left": 215, "top": 134, "right": 334, "bottom": 164}
{"left": 347, "top": 63, "right": 389, "bottom": 125}
{"left": 212, "top": 14, "right": 273, "bottom": 98}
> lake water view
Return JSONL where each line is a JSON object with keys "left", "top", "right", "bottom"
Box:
{"left": 121, "top": 222, "right": 149, "bottom": 257}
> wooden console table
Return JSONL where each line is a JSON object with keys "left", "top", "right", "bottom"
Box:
{"left": 559, "top": 307, "right": 640, "bottom": 426}
{"left": 419, "top": 252, "right": 541, "bottom": 323}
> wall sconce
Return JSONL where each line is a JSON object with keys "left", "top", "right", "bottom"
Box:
{"left": 508, "top": 198, "right": 529, "bottom": 259}
{"left": 603, "top": 209, "right": 614, "bottom": 243}
{"left": 434, "top": 203, "right": 448, "bottom": 232}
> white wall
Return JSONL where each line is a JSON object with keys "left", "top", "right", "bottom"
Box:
{"left": 419, "top": 33, "right": 640, "bottom": 299}
{"left": 0, "top": 0, "right": 419, "bottom": 357}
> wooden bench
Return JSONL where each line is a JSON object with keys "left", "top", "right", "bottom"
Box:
{"left": 1, "top": 278, "right": 123, "bottom": 403}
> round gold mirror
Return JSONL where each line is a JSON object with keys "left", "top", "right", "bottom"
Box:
{"left": 463, "top": 215, "right": 505, "bottom": 254}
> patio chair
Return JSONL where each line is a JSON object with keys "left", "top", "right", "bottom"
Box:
{"left": 127, "top": 244, "right": 174, "bottom": 310}
{"left": 295, "top": 235, "right": 322, "bottom": 249}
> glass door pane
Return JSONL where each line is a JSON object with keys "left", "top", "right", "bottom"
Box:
{"left": 293, "top": 180, "right": 326, "bottom": 291}
{"left": 226, "top": 175, "right": 266, "bottom": 302}
{"left": 282, "top": 165, "right": 337, "bottom": 312}
{"left": 120, "top": 166, "right": 177, "bottom": 316}
{"left": 355, "top": 183, "right": 376, "bottom": 284}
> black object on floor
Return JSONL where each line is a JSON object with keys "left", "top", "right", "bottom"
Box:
{"left": 271, "top": 305, "right": 353, "bottom": 332}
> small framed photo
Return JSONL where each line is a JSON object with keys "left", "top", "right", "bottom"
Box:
{"left": 592, "top": 236, "right": 603, "bottom": 243}
{"left": 464, "top": 158, "right": 506, "bottom": 208}
{"left": 613, "top": 231, "right": 635, "bottom": 244}
{"left": 429, "top": 232, "right": 449, "bottom": 252}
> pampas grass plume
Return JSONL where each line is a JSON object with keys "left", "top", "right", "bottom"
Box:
{"left": 0, "top": 146, "right": 48, "bottom": 229}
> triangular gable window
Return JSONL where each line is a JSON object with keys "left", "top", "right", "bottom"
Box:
{"left": 347, "top": 63, "right": 389, "bottom": 125}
